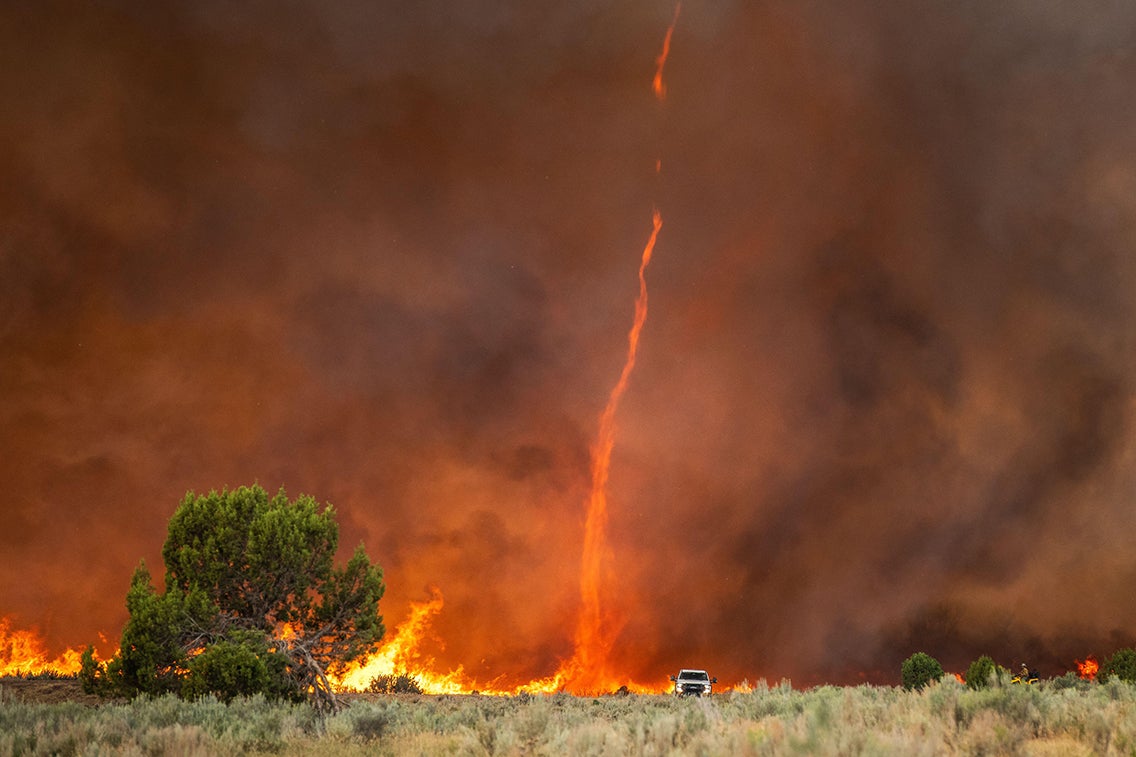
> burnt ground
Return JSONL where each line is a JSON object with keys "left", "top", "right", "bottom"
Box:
{"left": 0, "top": 677, "right": 109, "bottom": 706}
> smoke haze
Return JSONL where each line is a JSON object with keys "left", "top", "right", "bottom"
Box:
{"left": 3, "top": 0, "right": 1136, "bottom": 685}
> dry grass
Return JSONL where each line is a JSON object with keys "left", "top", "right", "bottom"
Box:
{"left": 2, "top": 675, "right": 1135, "bottom": 756}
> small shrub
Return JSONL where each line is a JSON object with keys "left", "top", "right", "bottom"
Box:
{"left": 1048, "top": 671, "right": 1093, "bottom": 691}
{"left": 901, "top": 652, "right": 944, "bottom": 691}
{"left": 80, "top": 646, "right": 108, "bottom": 695}
{"left": 195, "top": 632, "right": 296, "bottom": 703}
{"left": 352, "top": 707, "right": 392, "bottom": 740}
{"left": 367, "top": 673, "right": 424, "bottom": 694}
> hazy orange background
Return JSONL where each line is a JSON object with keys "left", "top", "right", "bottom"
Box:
{"left": 3, "top": 0, "right": 1136, "bottom": 687}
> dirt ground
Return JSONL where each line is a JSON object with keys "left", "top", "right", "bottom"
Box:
{"left": 0, "top": 677, "right": 109, "bottom": 706}
{"left": 0, "top": 677, "right": 419, "bottom": 707}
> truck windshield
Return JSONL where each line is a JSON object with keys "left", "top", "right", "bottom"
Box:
{"left": 681, "top": 671, "right": 708, "bottom": 681}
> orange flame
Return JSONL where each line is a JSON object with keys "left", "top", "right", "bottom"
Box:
{"left": 652, "top": 3, "right": 682, "bottom": 100}
{"left": 0, "top": 617, "right": 85, "bottom": 677}
{"left": 334, "top": 589, "right": 616, "bottom": 695}
{"left": 953, "top": 672, "right": 965, "bottom": 684}
{"left": 333, "top": 588, "right": 474, "bottom": 695}
{"left": 1076, "top": 656, "right": 1099, "bottom": 681}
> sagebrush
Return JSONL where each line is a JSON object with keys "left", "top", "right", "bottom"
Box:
{"left": 4, "top": 676, "right": 1136, "bottom": 755}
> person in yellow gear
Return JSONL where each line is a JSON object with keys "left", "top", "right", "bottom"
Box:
{"left": 1013, "top": 663, "right": 1039, "bottom": 684}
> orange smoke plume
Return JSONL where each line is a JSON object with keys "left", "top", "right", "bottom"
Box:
{"left": 652, "top": 3, "right": 682, "bottom": 100}
{"left": 0, "top": 617, "right": 84, "bottom": 677}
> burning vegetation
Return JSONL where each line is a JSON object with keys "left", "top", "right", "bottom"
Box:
{"left": 1078, "top": 656, "right": 1100, "bottom": 681}
{"left": 0, "top": 618, "right": 85, "bottom": 679}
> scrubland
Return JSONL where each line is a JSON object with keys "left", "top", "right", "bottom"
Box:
{"left": 2, "top": 676, "right": 1135, "bottom": 756}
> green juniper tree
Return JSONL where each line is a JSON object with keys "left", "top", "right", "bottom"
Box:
{"left": 82, "top": 485, "right": 384, "bottom": 711}
{"left": 1100, "top": 648, "right": 1136, "bottom": 684}
{"left": 901, "top": 652, "right": 944, "bottom": 690}
{"left": 964, "top": 655, "right": 1002, "bottom": 690}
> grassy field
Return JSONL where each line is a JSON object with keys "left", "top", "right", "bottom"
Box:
{"left": 2, "top": 676, "right": 1135, "bottom": 755}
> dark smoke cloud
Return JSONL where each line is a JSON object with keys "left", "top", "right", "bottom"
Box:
{"left": 2, "top": 0, "right": 1135, "bottom": 685}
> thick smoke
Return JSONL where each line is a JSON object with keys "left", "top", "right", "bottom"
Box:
{"left": 2, "top": 0, "right": 1135, "bottom": 685}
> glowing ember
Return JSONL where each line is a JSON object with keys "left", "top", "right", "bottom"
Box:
{"left": 0, "top": 617, "right": 84, "bottom": 677}
{"left": 1076, "top": 656, "right": 1099, "bottom": 681}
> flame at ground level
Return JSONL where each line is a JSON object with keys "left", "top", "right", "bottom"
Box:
{"left": 332, "top": 590, "right": 667, "bottom": 696}
{"left": 2, "top": 601, "right": 671, "bottom": 695}
{"left": 1076, "top": 656, "right": 1099, "bottom": 681}
{"left": 1, "top": 617, "right": 85, "bottom": 677}
{"left": 9, "top": 609, "right": 1117, "bottom": 694}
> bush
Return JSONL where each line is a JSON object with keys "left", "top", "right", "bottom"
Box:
{"left": 901, "top": 652, "right": 944, "bottom": 691}
{"left": 367, "top": 673, "right": 424, "bottom": 694}
{"left": 350, "top": 705, "right": 393, "bottom": 740}
{"left": 1049, "top": 672, "right": 1093, "bottom": 692}
{"left": 1100, "top": 648, "right": 1136, "bottom": 684}
{"left": 182, "top": 635, "right": 291, "bottom": 703}
{"left": 965, "top": 655, "right": 999, "bottom": 690}
{"left": 79, "top": 646, "right": 113, "bottom": 696}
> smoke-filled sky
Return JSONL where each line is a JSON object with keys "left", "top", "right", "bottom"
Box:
{"left": 3, "top": 0, "right": 1136, "bottom": 686}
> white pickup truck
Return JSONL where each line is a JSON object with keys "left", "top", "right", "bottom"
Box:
{"left": 669, "top": 669, "right": 718, "bottom": 696}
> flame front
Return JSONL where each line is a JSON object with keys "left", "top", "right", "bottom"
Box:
{"left": 0, "top": 617, "right": 84, "bottom": 677}
{"left": 333, "top": 588, "right": 472, "bottom": 695}
{"left": 1076, "top": 656, "right": 1099, "bottom": 680}
{"left": 335, "top": 589, "right": 578, "bottom": 695}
